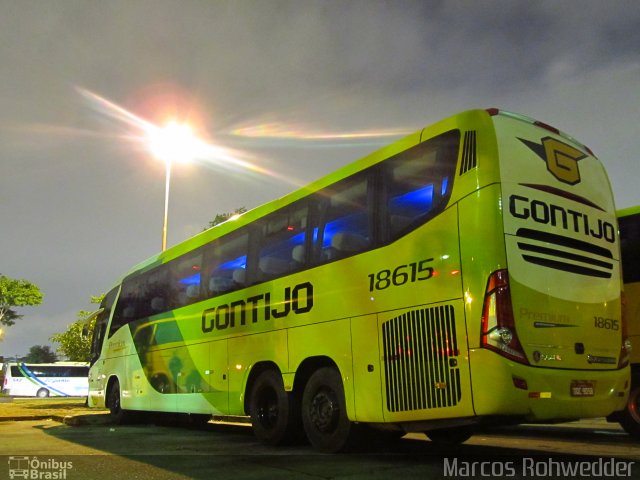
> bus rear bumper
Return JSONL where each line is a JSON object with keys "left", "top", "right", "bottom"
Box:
{"left": 470, "top": 349, "right": 630, "bottom": 421}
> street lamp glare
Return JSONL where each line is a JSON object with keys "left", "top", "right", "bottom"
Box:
{"left": 148, "top": 121, "right": 202, "bottom": 164}
{"left": 145, "top": 120, "right": 204, "bottom": 252}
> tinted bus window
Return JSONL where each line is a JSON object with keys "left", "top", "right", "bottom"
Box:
{"left": 384, "top": 130, "right": 459, "bottom": 240}
{"left": 204, "top": 231, "right": 249, "bottom": 296}
{"left": 620, "top": 213, "right": 640, "bottom": 283}
{"left": 257, "top": 203, "right": 310, "bottom": 281}
{"left": 315, "top": 175, "right": 371, "bottom": 263}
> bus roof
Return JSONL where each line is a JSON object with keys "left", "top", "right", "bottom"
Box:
{"left": 112, "top": 107, "right": 472, "bottom": 283}
{"left": 617, "top": 205, "right": 640, "bottom": 218}
{"left": 113, "top": 107, "right": 595, "bottom": 286}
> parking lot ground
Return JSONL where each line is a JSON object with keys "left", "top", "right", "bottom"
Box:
{"left": 1, "top": 398, "right": 639, "bottom": 479}
{"left": 1, "top": 416, "right": 639, "bottom": 480}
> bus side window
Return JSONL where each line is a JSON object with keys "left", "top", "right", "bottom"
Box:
{"left": 315, "top": 176, "right": 371, "bottom": 263}
{"left": 170, "top": 252, "right": 203, "bottom": 308}
{"left": 110, "top": 280, "right": 142, "bottom": 337}
{"left": 203, "top": 231, "right": 249, "bottom": 297}
{"left": 257, "top": 203, "right": 309, "bottom": 282}
{"left": 384, "top": 130, "right": 459, "bottom": 240}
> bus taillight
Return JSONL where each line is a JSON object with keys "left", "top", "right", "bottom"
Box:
{"left": 480, "top": 270, "right": 529, "bottom": 365}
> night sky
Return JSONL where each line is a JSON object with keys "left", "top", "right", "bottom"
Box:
{"left": 1, "top": 0, "right": 639, "bottom": 357}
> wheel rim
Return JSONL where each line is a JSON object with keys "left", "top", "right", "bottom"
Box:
{"left": 309, "top": 387, "right": 340, "bottom": 434}
{"left": 109, "top": 384, "right": 121, "bottom": 413}
{"left": 256, "top": 386, "right": 279, "bottom": 430}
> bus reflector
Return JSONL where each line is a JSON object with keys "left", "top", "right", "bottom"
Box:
{"left": 480, "top": 270, "right": 529, "bottom": 365}
{"left": 528, "top": 392, "right": 552, "bottom": 399}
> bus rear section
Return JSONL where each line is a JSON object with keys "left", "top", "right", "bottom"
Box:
{"left": 470, "top": 110, "right": 629, "bottom": 422}
{"left": 609, "top": 206, "right": 640, "bottom": 437}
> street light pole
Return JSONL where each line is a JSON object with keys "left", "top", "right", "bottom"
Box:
{"left": 147, "top": 121, "right": 202, "bottom": 253}
{"left": 162, "top": 159, "right": 171, "bottom": 252}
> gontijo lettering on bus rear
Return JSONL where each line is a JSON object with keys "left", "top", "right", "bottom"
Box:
{"left": 202, "top": 281, "right": 313, "bottom": 332}
{"left": 509, "top": 194, "right": 615, "bottom": 243}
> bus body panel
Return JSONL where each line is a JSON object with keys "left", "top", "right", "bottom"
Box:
{"left": 628, "top": 280, "right": 640, "bottom": 366}
{"left": 470, "top": 348, "right": 628, "bottom": 420}
{"left": 618, "top": 207, "right": 640, "bottom": 366}
{"left": 228, "top": 329, "right": 288, "bottom": 415}
{"left": 495, "top": 114, "right": 623, "bottom": 371}
{"left": 350, "top": 314, "right": 383, "bottom": 422}
{"left": 458, "top": 185, "right": 507, "bottom": 350}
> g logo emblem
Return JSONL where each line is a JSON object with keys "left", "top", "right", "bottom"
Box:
{"left": 541, "top": 137, "right": 587, "bottom": 185}
{"left": 519, "top": 137, "right": 587, "bottom": 185}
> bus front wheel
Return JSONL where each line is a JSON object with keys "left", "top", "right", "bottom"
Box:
{"left": 36, "top": 388, "right": 50, "bottom": 398}
{"left": 107, "top": 379, "right": 130, "bottom": 424}
{"left": 249, "top": 369, "right": 300, "bottom": 445}
{"left": 302, "top": 367, "right": 354, "bottom": 452}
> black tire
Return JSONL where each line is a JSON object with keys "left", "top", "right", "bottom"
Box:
{"left": 36, "top": 388, "right": 50, "bottom": 398}
{"left": 107, "top": 379, "right": 131, "bottom": 424}
{"left": 619, "top": 382, "right": 640, "bottom": 439}
{"left": 302, "top": 367, "right": 354, "bottom": 453}
{"left": 249, "top": 369, "right": 300, "bottom": 445}
{"left": 425, "top": 426, "right": 473, "bottom": 446}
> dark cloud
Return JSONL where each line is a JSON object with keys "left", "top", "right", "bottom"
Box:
{"left": 0, "top": 0, "right": 638, "bottom": 355}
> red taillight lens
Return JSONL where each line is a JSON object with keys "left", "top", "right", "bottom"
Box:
{"left": 480, "top": 270, "right": 529, "bottom": 365}
{"left": 533, "top": 120, "right": 560, "bottom": 135}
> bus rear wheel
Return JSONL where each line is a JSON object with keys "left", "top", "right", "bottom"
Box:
{"left": 302, "top": 367, "right": 354, "bottom": 453}
{"left": 249, "top": 369, "right": 300, "bottom": 445}
{"left": 619, "top": 382, "right": 640, "bottom": 439}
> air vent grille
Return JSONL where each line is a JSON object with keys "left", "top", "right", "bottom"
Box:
{"left": 515, "top": 228, "right": 613, "bottom": 278}
{"left": 382, "top": 305, "right": 461, "bottom": 412}
{"left": 459, "top": 130, "right": 477, "bottom": 175}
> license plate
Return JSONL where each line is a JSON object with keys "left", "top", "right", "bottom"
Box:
{"left": 570, "top": 380, "right": 595, "bottom": 397}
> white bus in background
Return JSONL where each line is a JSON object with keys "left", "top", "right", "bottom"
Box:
{"left": 2, "top": 362, "right": 89, "bottom": 398}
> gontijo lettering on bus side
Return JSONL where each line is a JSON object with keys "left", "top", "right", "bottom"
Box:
{"left": 202, "top": 281, "right": 313, "bottom": 332}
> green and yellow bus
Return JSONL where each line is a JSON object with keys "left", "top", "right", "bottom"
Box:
{"left": 609, "top": 206, "right": 640, "bottom": 437}
{"left": 88, "top": 108, "right": 630, "bottom": 451}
